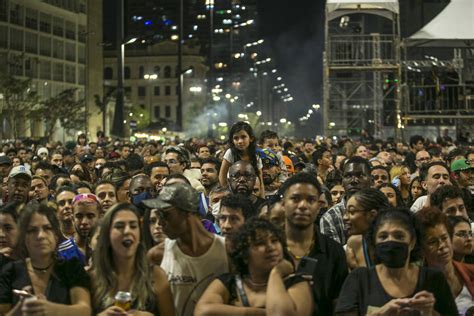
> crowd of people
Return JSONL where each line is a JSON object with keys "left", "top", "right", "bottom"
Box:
{"left": 0, "top": 122, "right": 473, "bottom": 315}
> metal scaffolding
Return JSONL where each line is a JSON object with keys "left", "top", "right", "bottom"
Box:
{"left": 323, "top": 1, "right": 402, "bottom": 139}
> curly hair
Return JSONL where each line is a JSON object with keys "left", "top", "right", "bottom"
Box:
{"left": 367, "top": 207, "right": 422, "bottom": 263}
{"left": 414, "top": 207, "right": 449, "bottom": 244}
{"left": 229, "top": 218, "right": 291, "bottom": 276}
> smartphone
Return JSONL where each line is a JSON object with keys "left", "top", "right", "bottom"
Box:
{"left": 297, "top": 256, "right": 318, "bottom": 275}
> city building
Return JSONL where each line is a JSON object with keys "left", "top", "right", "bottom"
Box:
{"left": 103, "top": 40, "right": 207, "bottom": 132}
{"left": 0, "top": 0, "right": 103, "bottom": 141}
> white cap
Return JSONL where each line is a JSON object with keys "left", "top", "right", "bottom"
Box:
{"left": 8, "top": 165, "right": 32, "bottom": 179}
{"left": 37, "top": 147, "right": 49, "bottom": 156}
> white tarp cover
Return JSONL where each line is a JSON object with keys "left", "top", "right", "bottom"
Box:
{"left": 326, "top": 0, "right": 399, "bottom": 14}
{"left": 408, "top": 0, "right": 474, "bottom": 47}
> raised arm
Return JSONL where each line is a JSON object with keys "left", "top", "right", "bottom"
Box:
{"left": 219, "top": 159, "right": 231, "bottom": 187}
{"left": 194, "top": 279, "right": 265, "bottom": 316}
{"left": 266, "top": 261, "right": 313, "bottom": 316}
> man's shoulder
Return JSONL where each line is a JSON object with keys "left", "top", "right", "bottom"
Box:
{"left": 322, "top": 201, "right": 345, "bottom": 219}
{"left": 317, "top": 232, "right": 346, "bottom": 255}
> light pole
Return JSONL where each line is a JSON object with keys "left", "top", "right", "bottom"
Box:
{"left": 177, "top": 0, "right": 184, "bottom": 131}
{"left": 111, "top": 0, "right": 125, "bottom": 138}
{"left": 178, "top": 67, "right": 193, "bottom": 130}
{"left": 206, "top": 0, "right": 214, "bottom": 138}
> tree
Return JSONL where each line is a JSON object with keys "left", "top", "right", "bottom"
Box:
{"left": 94, "top": 88, "right": 116, "bottom": 136}
{"left": 31, "top": 88, "right": 87, "bottom": 141}
{"left": 128, "top": 104, "right": 150, "bottom": 130}
{"left": 0, "top": 73, "right": 38, "bottom": 139}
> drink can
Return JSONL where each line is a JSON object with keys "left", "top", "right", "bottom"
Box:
{"left": 114, "top": 291, "right": 132, "bottom": 311}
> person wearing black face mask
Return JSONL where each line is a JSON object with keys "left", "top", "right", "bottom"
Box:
{"left": 336, "top": 208, "right": 458, "bottom": 316}
{"left": 129, "top": 174, "right": 154, "bottom": 215}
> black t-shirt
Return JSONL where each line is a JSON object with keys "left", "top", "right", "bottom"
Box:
{"left": 0, "top": 258, "right": 90, "bottom": 306}
{"left": 335, "top": 266, "right": 458, "bottom": 315}
{"left": 307, "top": 230, "right": 348, "bottom": 316}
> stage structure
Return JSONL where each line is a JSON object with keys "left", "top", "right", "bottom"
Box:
{"left": 323, "top": 0, "right": 402, "bottom": 139}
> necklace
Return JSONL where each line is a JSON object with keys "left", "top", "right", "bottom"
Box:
{"left": 288, "top": 238, "right": 315, "bottom": 260}
{"left": 244, "top": 276, "right": 268, "bottom": 289}
{"left": 31, "top": 261, "right": 54, "bottom": 273}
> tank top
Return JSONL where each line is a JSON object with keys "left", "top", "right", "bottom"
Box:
{"left": 160, "top": 235, "right": 229, "bottom": 316}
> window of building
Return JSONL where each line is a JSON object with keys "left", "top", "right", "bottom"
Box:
{"left": 139, "top": 66, "right": 144, "bottom": 78}
{"left": 176, "top": 85, "right": 179, "bottom": 96}
{"left": 52, "top": 62, "right": 63, "bottom": 81}
{"left": 65, "top": 42, "right": 75, "bottom": 61}
{"left": 53, "top": 17, "right": 64, "bottom": 37}
{"left": 9, "top": 3, "right": 23, "bottom": 25}
{"left": 25, "top": 57, "right": 37, "bottom": 78}
{"left": 154, "top": 86, "right": 160, "bottom": 96}
{"left": 39, "top": 13, "right": 51, "bottom": 33}
{"left": 65, "top": 64, "right": 75, "bottom": 83}
{"left": 78, "top": 66, "right": 85, "bottom": 84}
{"left": 25, "top": 8, "right": 37, "bottom": 30}
{"left": 138, "top": 86, "right": 146, "bottom": 97}
{"left": 175, "top": 65, "right": 179, "bottom": 78}
{"left": 164, "top": 66, "right": 171, "bottom": 78}
{"left": 0, "top": 25, "right": 8, "bottom": 48}
{"left": 104, "top": 67, "right": 113, "bottom": 79}
{"left": 0, "top": 0, "right": 7, "bottom": 22}
{"left": 52, "top": 39, "right": 63, "bottom": 59}
{"left": 165, "top": 105, "right": 171, "bottom": 118}
{"left": 10, "top": 28, "right": 23, "bottom": 51}
{"left": 78, "top": 45, "right": 85, "bottom": 64}
{"left": 165, "top": 86, "right": 171, "bottom": 96}
{"left": 65, "top": 21, "right": 75, "bottom": 40}
{"left": 39, "top": 36, "right": 51, "bottom": 56}
{"left": 154, "top": 106, "right": 160, "bottom": 118}
{"left": 25, "top": 32, "right": 38, "bottom": 54}
{"left": 40, "top": 60, "right": 51, "bottom": 80}
{"left": 9, "top": 55, "right": 22, "bottom": 76}
{"left": 154, "top": 65, "right": 160, "bottom": 75}
{"left": 124, "top": 86, "right": 131, "bottom": 98}
{"left": 78, "top": 25, "right": 86, "bottom": 43}
{"left": 124, "top": 66, "right": 130, "bottom": 79}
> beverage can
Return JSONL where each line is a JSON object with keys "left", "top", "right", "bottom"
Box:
{"left": 114, "top": 291, "right": 132, "bottom": 311}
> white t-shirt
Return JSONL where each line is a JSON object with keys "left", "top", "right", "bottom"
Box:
{"left": 223, "top": 148, "right": 263, "bottom": 170}
{"left": 410, "top": 195, "right": 428, "bottom": 213}
{"left": 161, "top": 235, "right": 229, "bottom": 316}
{"left": 455, "top": 284, "right": 474, "bottom": 315}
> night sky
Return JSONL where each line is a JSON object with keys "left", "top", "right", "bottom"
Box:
{"left": 103, "top": 0, "right": 326, "bottom": 129}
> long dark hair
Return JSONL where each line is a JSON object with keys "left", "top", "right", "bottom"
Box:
{"left": 228, "top": 121, "right": 258, "bottom": 173}
{"left": 14, "top": 203, "right": 64, "bottom": 260}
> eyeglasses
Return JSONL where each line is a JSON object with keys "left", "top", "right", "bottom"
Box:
{"left": 454, "top": 231, "right": 473, "bottom": 239}
{"left": 425, "top": 235, "right": 450, "bottom": 249}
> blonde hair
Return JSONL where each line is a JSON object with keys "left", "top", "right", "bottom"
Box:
{"left": 91, "top": 203, "right": 155, "bottom": 311}
{"left": 390, "top": 165, "right": 406, "bottom": 180}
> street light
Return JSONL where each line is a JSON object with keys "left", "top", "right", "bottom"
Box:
{"left": 177, "top": 67, "right": 193, "bottom": 131}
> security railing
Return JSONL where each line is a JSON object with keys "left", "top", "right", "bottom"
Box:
{"left": 327, "top": 34, "right": 399, "bottom": 66}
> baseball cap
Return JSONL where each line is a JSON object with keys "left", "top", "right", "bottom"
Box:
{"left": 0, "top": 155, "right": 11, "bottom": 166}
{"left": 80, "top": 154, "right": 94, "bottom": 163}
{"left": 451, "top": 159, "right": 471, "bottom": 172}
{"left": 8, "top": 165, "right": 32, "bottom": 179}
{"left": 257, "top": 148, "right": 279, "bottom": 167}
{"left": 142, "top": 183, "right": 199, "bottom": 212}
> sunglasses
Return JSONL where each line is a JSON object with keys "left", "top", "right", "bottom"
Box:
{"left": 73, "top": 193, "right": 100, "bottom": 205}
